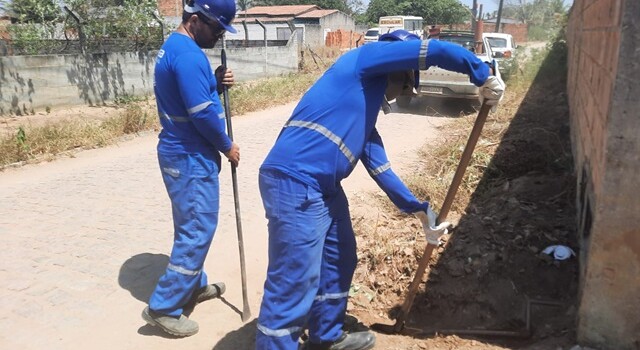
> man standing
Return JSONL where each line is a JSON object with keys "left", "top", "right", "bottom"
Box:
{"left": 141, "top": 0, "right": 240, "bottom": 337}
{"left": 255, "top": 30, "right": 505, "bottom": 349}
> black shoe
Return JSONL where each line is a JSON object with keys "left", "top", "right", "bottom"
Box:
{"left": 304, "top": 331, "right": 376, "bottom": 350}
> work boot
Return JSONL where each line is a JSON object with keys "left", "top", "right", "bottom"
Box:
{"left": 141, "top": 306, "right": 199, "bottom": 337}
{"left": 189, "top": 282, "right": 226, "bottom": 305}
{"left": 304, "top": 331, "right": 376, "bottom": 350}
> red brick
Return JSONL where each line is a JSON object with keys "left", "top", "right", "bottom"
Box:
{"left": 157, "top": 0, "right": 182, "bottom": 17}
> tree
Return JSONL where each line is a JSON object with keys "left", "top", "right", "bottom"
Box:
{"left": 237, "top": 0, "right": 253, "bottom": 11}
{"left": 500, "top": 0, "right": 569, "bottom": 40}
{"left": 63, "top": 0, "right": 163, "bottom": 50}
{"left": 5, "top": 0, "right": 61, "bottom": 23}
{"left": 366, "top": 0, "right": 468, "bottom": 26}
{"left": 501, "top": 0, "right": 567, "bottom": 25}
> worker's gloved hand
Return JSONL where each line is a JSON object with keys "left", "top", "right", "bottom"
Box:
{"left": 479, "top": 60, "right": 505, "bottom": 112}
{"left": 415, "top": 205, "right": 451, "bottom": 245}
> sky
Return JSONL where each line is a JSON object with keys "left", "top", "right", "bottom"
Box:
{"left": 360, "top": 0, "right": 574, "bottom": 18}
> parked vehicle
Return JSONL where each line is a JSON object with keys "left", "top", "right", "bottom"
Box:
{"left": 378, "top": 16, "right": 424, "bottom": 38}
{"left": 396, "top": 30, "right": 494, "bottom": 107}
{"left": 483, "top": 32, "right": 518, "bottom": 79}
{"left": 364, "top": 27, "right": 380, "bottom": 43}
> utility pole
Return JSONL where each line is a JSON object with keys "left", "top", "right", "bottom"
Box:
{"left": 495, "top": 0, "right": 504, "bottom": 32}
{"left": 471, "top": 0, "right": 477, "bottom": 33}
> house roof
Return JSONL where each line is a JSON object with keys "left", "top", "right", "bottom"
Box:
{"left": 296, "top": 9, "right": 338, "bottom": 18}
{"left": 234, "top": 5, "right": 340, "bottom": 24}
{"left": 238, "top": 5, "right": 319, "bottom": 17}
{"left": 233, "top": 16, "right": 294, "bottom": 24}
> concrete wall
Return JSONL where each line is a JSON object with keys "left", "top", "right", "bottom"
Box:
{"left": 226, "top": 21, "right": 306, "bottom": 43}
{"left": 226, "top": 12, "right": 355, "bottom": 47}
{"left": 566, "top": 0, "right": 640, "bottom": 349}
{"left": 319, "top": 12, "right": 355, "bottom": 32}
{"left": 304, "top": 24, "right": 325, "bottom": 47}
{"left": 0, "top": 37, "right": 299, "bottom": 115}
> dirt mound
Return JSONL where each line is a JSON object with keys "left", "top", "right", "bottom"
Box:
{"left": 348, "top": 46, "right": 578, "bottom": 349}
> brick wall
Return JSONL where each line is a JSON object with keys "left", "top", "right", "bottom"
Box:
{"left": 157, "top": 0, "right": 183, "bottom": 17}
{"left": 567, "top": 0, "right": 640, "bottom": 349}
{"left": 325, "top": 29, "right": 363, "bottom": 49}
{"left": 502, "top": 23, "right": 527, "bottom": 43}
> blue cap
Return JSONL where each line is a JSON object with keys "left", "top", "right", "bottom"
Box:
{"left": 185, "top": 0, "right": 237, "bottom": 34}
{"left": 379, "top": 29, "right": 420, "bottom": 42}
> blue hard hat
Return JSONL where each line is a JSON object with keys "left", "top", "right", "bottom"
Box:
{"left": 185, "top": 0, "right": 237, "bottom": 34}
{"left": 379, "top": 29, "right": 420, "bottom": 42}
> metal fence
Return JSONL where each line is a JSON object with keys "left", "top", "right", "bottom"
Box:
{"left": 0, "top": 36, "right": 164, "bottom": 56}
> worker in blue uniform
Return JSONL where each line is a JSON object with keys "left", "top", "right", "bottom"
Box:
{"left": 255, "top": 30, "right": 505, "bottom": 350}
{"left": 141, "top": 0, "right": 240, "bottom": 337}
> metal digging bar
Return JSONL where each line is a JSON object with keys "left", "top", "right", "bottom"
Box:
{"left": 221, "top": 48, "right": 251, "bottom": 322}
{"left": 435, "top": 297, "right": 563, "bottom": 338}
{"left": 372, "top": 102, "right": 492, "bottom": 334}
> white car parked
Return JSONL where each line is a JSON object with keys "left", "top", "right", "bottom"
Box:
{"left": 396, "top": 30, "right": 495, "bottom": 107}
{"left": 483, "top": 32, "right": 519, "bottom": 78}
{"left": 483, "top": 32, "right": 517, "bottom": 58}
{"left": 363, "top": 27, "right": 380, "bottom": 44}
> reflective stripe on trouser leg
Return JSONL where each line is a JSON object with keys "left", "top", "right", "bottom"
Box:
{"left": 149, "top": 152, "right": 220, "bottom": 317}
{"left": 308, "top": 187, "right": 357, "bottom": 344}
{"left": 256, "top": 170, "right": 332, "bottom": 350}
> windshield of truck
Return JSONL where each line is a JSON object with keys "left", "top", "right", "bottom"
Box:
{"left": 486, "top": 37, "right": 508, "bottom": 48}
{"left": 439, "top": 35, "right": 479, "bottom": 52}
{"left": 404, "top": 19, "right": 423, "bottom": 31}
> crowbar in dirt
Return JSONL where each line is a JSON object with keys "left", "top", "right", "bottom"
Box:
{"left": 221, "top": 48, "right": 251, "bottom": 322}
{"left": 372, "top": 102, "right": 492, "bottom": 334}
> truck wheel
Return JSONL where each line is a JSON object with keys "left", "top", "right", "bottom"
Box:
{"left": 396, "top": 96, "right": 412, "bottom": 108}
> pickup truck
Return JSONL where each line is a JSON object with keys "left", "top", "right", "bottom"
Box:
{"left": 396, "top": 31, "right": 493, "bottom": 108}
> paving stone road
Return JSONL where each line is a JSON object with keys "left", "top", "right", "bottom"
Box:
{"left": 0, "top": 100, "right": 447, "bottom": 350}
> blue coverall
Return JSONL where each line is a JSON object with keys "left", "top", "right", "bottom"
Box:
{"left": 255, "top": 39, "right": 491, "bottom": 349}
{"left": 148, "top": 32, "right": 232, "bottom": 317}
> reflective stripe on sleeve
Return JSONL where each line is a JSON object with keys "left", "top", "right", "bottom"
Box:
{"left": 419, "top": 40, "right": 430, "bottom": 70}
{"left": 257, "top": 323, "right": 303, "bottom": 337}
{"left": 187, "top": 101, "right": 212, "bottom": 114}
{"left": 167, "top": 263, "right": 201, "bottom": 276}
{"left": 161, "top": 112, "right": 189, "bottom": 122}
{"left": 367, "top": 162, "right": 391, "bottom": 176}
{"left": 284, "top": 120, "right": 357, "bottom": 166}
{"left": 314, "top": 291, "right": 349, "bottom": 302}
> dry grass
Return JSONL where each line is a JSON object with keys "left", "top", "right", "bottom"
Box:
{"left": 0, "top": 46, "right": 342, "bottom": 169}
{"left": 351, "top": 42, "right": 565, "bottom": 301}
{"left": 404, "top": 83, "right": 532, "bottom": 214}
{"left": 0, "top": 102, "right": 159, "bottom": 167}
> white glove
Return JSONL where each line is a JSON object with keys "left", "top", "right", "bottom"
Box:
{"left": 415, "top": 206, "right": 452, "bottom": 245}
{"left": 479, "top": 63, "right": 505, "bottom": 112}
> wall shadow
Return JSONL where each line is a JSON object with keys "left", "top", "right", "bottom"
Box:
{"left": 392, "top": 42, "right": 579, "bottom": 348}
{"left": 118, "top": 252, "right": 168, "bottom": 303}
